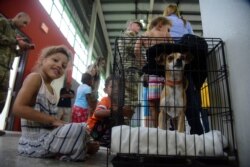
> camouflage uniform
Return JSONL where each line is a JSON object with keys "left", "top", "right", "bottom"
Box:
{"left": 118, "top": 31, "right": 140, "bottom": 110}
{"left": 0, "top": 16, "right": 18, "bottom": 111}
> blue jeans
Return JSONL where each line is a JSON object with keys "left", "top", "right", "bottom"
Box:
{"left": 143, "top": 87, "right": 150, "bottom": 116}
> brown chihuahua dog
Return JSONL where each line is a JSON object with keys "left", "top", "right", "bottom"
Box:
{"left": 157, "top": 52, "right": 192, "bottom": 132}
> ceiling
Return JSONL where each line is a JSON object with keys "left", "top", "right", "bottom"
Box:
{"left": 66, "top": 0, "right": 202, "bottom": 60}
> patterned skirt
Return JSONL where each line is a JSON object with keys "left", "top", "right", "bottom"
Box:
{"left": 72, "top": 105, "right": 89, "bottom": 123}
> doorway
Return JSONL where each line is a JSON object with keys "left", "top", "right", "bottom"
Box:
{"left": 0, "top": 57, "right": 20, "bottom": 130}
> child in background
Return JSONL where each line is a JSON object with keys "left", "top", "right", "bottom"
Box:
{"left": 12, "top": 45, "right": 99, "bottom": 161}
{"left": 87, "top": 75, "right": 114, "bottom": 144}
{"left": 72, "top": 72, "right": 95, "bottom": 123}
{"left": 134, "top": 16, "right": 172, "bottom": 127}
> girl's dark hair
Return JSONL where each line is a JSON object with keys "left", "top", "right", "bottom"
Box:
{"left": 81, "top": 72, "right": 92, "bottom": 84}
{"left": 105, "top": 75, "right": 121, "bottom": 88}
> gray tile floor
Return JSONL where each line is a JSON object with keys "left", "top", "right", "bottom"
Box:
{"left": 0, "top": 131, "right": 114, "bottom": 167}
{"left": 0, "top": 131, "right": 239, "bottom": 167}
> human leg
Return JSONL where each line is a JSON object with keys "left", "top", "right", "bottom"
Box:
{"left": 149, "top": 100, "right": 159, "bottom": 128}
{"left": 143, "top": 86, "right": 153, "bottom": 127}
{"left": 56, "top": 107, "right": 64, "bottom": 120}
{"left": 124, "top": 68, "right": 139, "bottom": 124}
{"left": 185, "top": 75, "right": 204, "bottom": 135}
{"left": 0, "top": 68, "right": 10, "bottom": 136}
{"left": 201, "top": 108, "right": 210, "bottom": 133}
{"left": 44, "top": 123, "right": 94, "bottom": 161}
{"left": 63, "top": 107, "right": 72, "bottom": 123}
{"left": 148, "top": 75, "right": 164, "bottom": 128}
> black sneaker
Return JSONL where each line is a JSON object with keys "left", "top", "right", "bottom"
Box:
{"left": 0, "top": 130, "right": 5, "bottom": 136}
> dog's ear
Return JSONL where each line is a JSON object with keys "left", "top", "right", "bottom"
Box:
{"left": 183, "top": 53, "right": 193, "bottom": 64}
{"left": 155, "top": 53, "right": 166, "bottom": 65}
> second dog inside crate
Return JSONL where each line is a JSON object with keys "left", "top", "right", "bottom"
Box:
{"left": 110, "top": 36, "right": 237, "bottom": 166}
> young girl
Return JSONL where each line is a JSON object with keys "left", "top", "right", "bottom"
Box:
{"left": 134, "top": 16, "right": 173, "bottom": 127}
{"left": 12, "top": 45, "right": 99, "bottom": 161}
{"left": 72, "top": 72, "right": 95, "bottom": 122}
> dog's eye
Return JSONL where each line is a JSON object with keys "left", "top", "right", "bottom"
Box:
{"left": 168, "top": 55, "right": 174, "bottom": 62}
{"left": 180, "top": 54, "right": 186, "bottom": 60}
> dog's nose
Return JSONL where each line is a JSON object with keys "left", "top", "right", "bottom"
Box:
{"left": 174, "top": 58, "right": 183, "bottom": 67}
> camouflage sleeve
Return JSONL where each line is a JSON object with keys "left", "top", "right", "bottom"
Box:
{"left": 0, "top": 18, "right": 17, "bottom": 46}
{"left": 117, "top": 35, "right": 125, "bottom": 56}
{"left": 116, "top": 34, "right": 126, "bottom": 64}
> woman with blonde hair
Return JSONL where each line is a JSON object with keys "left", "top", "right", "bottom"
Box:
{"left": 163, "top": 4, "right": 193, "bottom": 38}
{"left": 163, "top": 4, "right": 208, "bottom": 135}
{"left": 86, "top": 57, "right": 106, "bottom": 108}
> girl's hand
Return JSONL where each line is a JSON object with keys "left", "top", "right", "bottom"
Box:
{"left": 51, "top": 118, "right": 66, "bottom": 127}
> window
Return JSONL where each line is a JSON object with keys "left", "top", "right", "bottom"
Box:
{"left": 39, "top": 0, "right": 53, "bottom": 14}
{"left": 39, "top": 0, "right": 106, "bottom": 100}
{"left": 51, "top": 5, "right": 62, "bottom": 27}
{"left": 39, "top": 0, "right": 89, "bottom": 84}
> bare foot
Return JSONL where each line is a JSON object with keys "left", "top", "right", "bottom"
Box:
{"left": 0, "top": 130, "right": 5, "bottom": 136}
{"left": 87, "top": 141, "right": 100, "bottom": 154}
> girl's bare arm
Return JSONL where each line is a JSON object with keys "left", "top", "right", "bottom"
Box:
{"left": 94, "top": 107, "right": 110, "bottom": 118}
{"left": 12, "top": 73, "right": 64, "bottom": 126}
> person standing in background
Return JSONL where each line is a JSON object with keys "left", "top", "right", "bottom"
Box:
{"left": 117, "top": 20, "right": 143, "bottom": 124}
{"left": 86, "top": 57, "right": 106, "bottom": 107}
{"left": 57, "top": 83, "right": 75, "bottom": 122}
{"left": 163, "top": 4, "right": 193, "bottom": 38}
{"left": 163, "top": 4, "right": 207, "bottom": 135}
{"left": 0, "top": 12, "right": 35, "bottom": 136}
{"left": 134, "top": 16, "right": 173, "bottom": 127}
{"left": 72, "top": 73, "right": 95, "bottom": 123}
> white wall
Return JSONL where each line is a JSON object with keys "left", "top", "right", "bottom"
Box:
{"left": 199, "top": 0, "right": 250, "bottom": 166}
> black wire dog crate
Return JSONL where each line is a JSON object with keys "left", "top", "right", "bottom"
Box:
{"left": 109, "top": 36, "right": 238, "bottom": 167}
